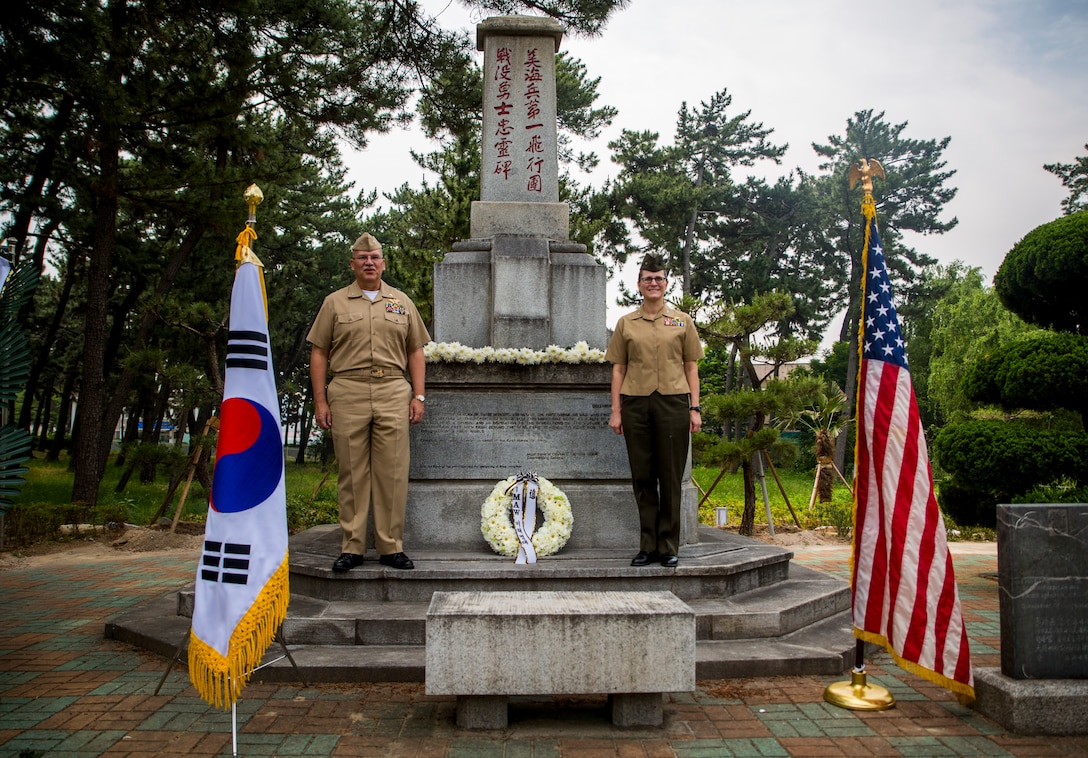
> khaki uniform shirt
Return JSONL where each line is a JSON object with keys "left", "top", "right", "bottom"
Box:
{"left": 606, "top": 305, "right": 704, "bottom": 396}
{"left": 306, "top": 281, "right": 430, "bottom": 373}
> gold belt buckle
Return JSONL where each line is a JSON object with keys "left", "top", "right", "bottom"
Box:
{"left": 369, "top": 368, "right": 385, "bottom": 378}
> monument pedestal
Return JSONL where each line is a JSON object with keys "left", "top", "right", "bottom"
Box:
{"left": 404, "top": 362, "right": 699, "bottom": 552}
{"left": 433, "top": 237, "right": 608, "bottom": 350}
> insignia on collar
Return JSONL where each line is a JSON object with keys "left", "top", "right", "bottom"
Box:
{"left": 386, "top": 299, "right": 407, "bottom": 315}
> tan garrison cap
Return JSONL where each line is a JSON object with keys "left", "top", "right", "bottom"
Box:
{"left": 351, "top": 232, "right": 382, "bottom": 251}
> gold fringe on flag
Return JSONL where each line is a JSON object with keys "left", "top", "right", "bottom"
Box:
{"left": 854, "top": 628, "right": 976, "bottom": 704}
{"left": 187, "top": 555, "right": 290, "bottom": 709}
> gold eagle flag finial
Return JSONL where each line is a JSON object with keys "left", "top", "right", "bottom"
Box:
{"left": 848, "top": 158, "right": 885, "bottom": 196}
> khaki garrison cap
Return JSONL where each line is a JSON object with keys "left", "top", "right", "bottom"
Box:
{"left": 351, "top": 232, "right": 382, "bottom": 251}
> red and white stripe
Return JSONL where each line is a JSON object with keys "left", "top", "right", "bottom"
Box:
{"left": 853, "top": 356, "right": 974, "bottom": 695}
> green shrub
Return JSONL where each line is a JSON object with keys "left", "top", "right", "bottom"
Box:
{"left": 1012, "top": 477, "right": 1088, "bottom": 505}
{"left": 962, "top": 332, "right": 1088, "bottom": 416}
{"left": 933, "top": 420, "right": 1088, "bottom": 499}
{"left": 935, "top": 479, "right": 997, "bottom": 529}
{"left": 285, "top": 493, "right": 338, "bottom": 534}
{"left": 2, "top": 501, "right": 128, "bottom": 547}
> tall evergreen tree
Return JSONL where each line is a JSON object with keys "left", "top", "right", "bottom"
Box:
{"left": 1044, "top": 143, "right": 1088, "bottom": 216}
{"left": 0, "top": 0, "right": 628, "bottom": 508}
{"left": 603, "top": 88, "right": 787, "bottom": 296}
{"left": 808, "top": 110, "right": 958, "bottom": 469}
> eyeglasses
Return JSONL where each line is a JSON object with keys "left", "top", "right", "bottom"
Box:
{"left": 639, "top": 276, "right": 667, "bottom": 284}
{"left": 352, "top": 254, "right": 383, "bottom": 261}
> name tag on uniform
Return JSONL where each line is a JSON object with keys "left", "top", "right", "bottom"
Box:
{"left": 663, "top": 317, "right": 685, "bottom": 327}
{"left": 386, "top": 299, "right": 406, "bottom": 315}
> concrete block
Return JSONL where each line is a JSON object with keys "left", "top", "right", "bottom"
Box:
{"left": 549, "top": 252, "right": 608, "bottom": 350}
{"left": 456, "top": 695, "right": 508, "bottom": 729}
{"left": 425, "top": 590, "right": 695, "bottom": 697}
{"left": 610, "top": 693, "right": 663, "bottom": 727}
{"left": 470, "top": 201, "right": 569, "bottom": 239}
{"left": 433, "top": 250, "right": 491, "bottom": 347}
{"left": 973, "top": 666, "right": 1088, "bottom": 735}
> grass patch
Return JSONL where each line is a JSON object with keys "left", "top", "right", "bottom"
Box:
{"left": 5, "top": 453, "right": 993, "bottom": 548}
{"left": 5, "top": 452, "right": 340, "bottom": 547}
{"left": 693, "top": 464, "right": 854, "bottom": 533}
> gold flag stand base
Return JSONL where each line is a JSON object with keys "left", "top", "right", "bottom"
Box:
{"left": 824, "top": 669, "right": 896, "bottom": 711}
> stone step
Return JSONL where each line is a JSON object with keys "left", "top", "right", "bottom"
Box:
{"left": 286, "top": 524, "right": 794, "bottom": 603}
{"left": 172, "top": 568, "right": 848, "bottom": 647}
{"left": 106, "top": 605, "right": 854, "bottom": 684}
{"left": 104, "top": 526, "right": 855, "bottom": 683}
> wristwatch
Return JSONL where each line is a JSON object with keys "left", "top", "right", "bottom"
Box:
{"left": 414, "top": 395, "right": 426, "bottom": 403}
{"left": 689, "top": 405, "right": 701, "bottom": 412}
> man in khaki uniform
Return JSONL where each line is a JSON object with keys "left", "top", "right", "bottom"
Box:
{"left": 606, "top": 254, "right": 703, "bottom": 567}
{"left": 307, "top": 233, "right": 429, "bottom": 571}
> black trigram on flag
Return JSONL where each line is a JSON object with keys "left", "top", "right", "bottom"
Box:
{"left": 225, "top": 330, "right": 268, "bottom": 371}
{"left": 201, "top": 541, "right": 252, "bottom": 585}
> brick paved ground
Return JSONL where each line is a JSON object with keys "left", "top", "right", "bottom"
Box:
{"left": 2, "top": 541, "right": 1086, "bottom": 757}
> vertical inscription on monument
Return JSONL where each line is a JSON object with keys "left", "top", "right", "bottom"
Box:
{"left": 480, "top": 26, "right": 560, "bottom": 203}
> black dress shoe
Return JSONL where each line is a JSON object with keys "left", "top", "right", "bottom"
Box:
{"left": 379, "top": 552, "right": 415, "bottom": 570}
{"left": 631, "top": 550, "right": 659, "bottom": 566}
{"left": 660, "top": 554, "right": 679, "bottom": 567}
{"left": 332, "top": 553, "right": 364, "bottom": 572}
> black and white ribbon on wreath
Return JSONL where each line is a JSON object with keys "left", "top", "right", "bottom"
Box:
{"left": 505, "top": 471, "right": 539, "bottom": 564}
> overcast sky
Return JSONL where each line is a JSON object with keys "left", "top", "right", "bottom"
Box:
{"left": 343, "top": 0, "right": 1088, "bottom": 329}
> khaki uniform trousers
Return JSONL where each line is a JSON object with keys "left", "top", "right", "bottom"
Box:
{"left": 327, "top": 373, "right": 412, "bottom": 555}
{"left": 619, "top": 391, "right": 690, "bottom": 557}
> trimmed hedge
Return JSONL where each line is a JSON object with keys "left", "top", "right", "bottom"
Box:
{"left": 933, "top": 420, "right": 1088, "bottom": 518}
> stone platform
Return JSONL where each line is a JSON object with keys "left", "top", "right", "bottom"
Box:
{"left": 105, "top": 525, "right": 854, "bottom": 683}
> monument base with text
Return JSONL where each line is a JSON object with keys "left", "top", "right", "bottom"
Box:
{"left": 402, "top": 362, "right": 699, "bottom": 552}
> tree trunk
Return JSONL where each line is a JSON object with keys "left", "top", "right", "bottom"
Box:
{"left": 739, "top": 458, "right": 757, "bottom": 536}
{"left": 835, "top": 323, "right": 859, "bottom": 475}
{"left": 294, "top": 383, "right": 313, "bottom": 464}
{"left": 47, "top": 365, "right": 78, "bottom": 463}
{"left": 815, "top": 430, "right": 835, "bottom": 503}
{"left": 34, "top": 383, "right": 52, "bottom": 451}
{"left": 5, "top": 96, "right": 74, "bottom": 272}
{"left": 18, "top": 219, "right": 76, "bottom": 431}
{"left": 71, "top": 136, "right": 120, "bottom": 508}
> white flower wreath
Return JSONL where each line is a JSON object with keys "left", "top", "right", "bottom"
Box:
{"left": 480, "top": 475, "right": 573, "bottom": 557}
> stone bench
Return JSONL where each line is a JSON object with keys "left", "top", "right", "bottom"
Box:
{"left": 425, "top": 590, "right": 695, "bottom": 728}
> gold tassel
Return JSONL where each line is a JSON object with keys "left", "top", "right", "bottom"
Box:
{"left": 188, "top": 555, "right": 291, "bottom": 709}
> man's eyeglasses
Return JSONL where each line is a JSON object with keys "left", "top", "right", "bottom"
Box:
{"left": 639, "top": 276, "right": 667, "bottom": 284}
{"left": 353, "top": 254, "right": 383, "bottom": 261}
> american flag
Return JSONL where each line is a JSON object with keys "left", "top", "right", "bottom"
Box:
{"left": 851, "top": 207, "right": 975, "bottom": 702}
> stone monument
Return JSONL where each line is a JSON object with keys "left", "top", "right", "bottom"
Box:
{"left": 972, "top": 503, "right": 1088, "bottom": 734}
{"left": 433, "top": 15, "right": 607, "bottom": 350}
{"left": 405, "top": 15, "right": 699, "bottom": 552}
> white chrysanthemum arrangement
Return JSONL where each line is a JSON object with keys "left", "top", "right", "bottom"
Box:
{"left": 480, "top": 475, "right": 573, "bottom": 557}
{"left": 424, "top": 341, "right": 606, "bottom": 365}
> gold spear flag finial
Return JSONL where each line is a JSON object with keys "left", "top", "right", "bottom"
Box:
{"left": 244, "top": 183, "right": 264, "bottom": 226}
{"left": 236, "top": 184, "right": 264, "bottom": 268}
{"left": 848, "top": 158, "right": 885, "bottom": 196}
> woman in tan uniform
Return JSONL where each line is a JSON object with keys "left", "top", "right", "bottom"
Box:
{"left": 606, "top": 254, "right": 703, "bottom": 567}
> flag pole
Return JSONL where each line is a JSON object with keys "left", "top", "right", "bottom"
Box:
{"left": 823, "top": 158, "right": 895, "bottom": 712}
